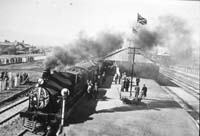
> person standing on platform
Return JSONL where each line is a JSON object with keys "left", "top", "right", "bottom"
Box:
{"left": 141, "top": 84, "right": 148, "bottom": 98}
{"left": 114, "top": 73, "right": 117, "bottom": 84}
{"left": 87, "top": 80, "right": 93, "bottom": 100}
{"left": 116, "top": 65, "right": 121, "bottom": 84}
{"left": 102, "top": 71, "right": 106, "bottom": 87}
{"left": 125, "top": 78, "right": 130, "bottom": 92}
{"left": 94, "top": 82, "right": 98, "bottom": 99}
{"left": 136, "top": 77, "right": 140, "bottom": 86}
{"left": 120, "top": 72, "right": 127, "bottom": 92}
{"left": 135, "top": 85, "right": 140, "bottom": 98}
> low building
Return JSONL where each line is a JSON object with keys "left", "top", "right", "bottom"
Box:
{"left": 103, "top": 47, "right": 159, "bottom": 79}
{"left": 0, "top": 40, "right": 40, "bottom": 55}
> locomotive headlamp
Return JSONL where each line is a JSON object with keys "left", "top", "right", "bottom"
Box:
{"left": 38, "top": 78, "right": 44, "bottom": 85}
{"left": 61, "top": 88, "right": 70, "bottom": 96}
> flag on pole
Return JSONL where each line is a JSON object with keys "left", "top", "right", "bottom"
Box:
{"left": 132, "top": 27, "right": 137, "bottom": 33}
{"left": 137, "top": 13, "right": 147, "bottom": 25}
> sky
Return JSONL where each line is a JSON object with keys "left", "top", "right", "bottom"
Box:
{"left": 0, "top": 0, "right": 199, "bottom": 46}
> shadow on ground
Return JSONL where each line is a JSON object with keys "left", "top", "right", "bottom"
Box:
{"left": 65, "top": 88, "right": 107, "bottom": 125}
{"left": 96, "top": 98, "right": 181, "bottom": 114}
{"left": 65, "top": 76, "right": 114, "bottom": 126}
{"left": 156, "top": 73, "right": 178, "bottom": 87}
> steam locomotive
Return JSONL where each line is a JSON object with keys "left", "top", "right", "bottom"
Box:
{"left": 20, "top": 60, "right": 99, "bottom": 136}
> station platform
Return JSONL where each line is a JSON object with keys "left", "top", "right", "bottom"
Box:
{"left": 64, "top": 78, "right": 199, "bottom": 136}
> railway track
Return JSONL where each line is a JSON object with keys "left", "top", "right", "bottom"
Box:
{"left": 162, "top": 68, "right": 199, "bottom": 88}
{"left": 161, "top": 67, "right": 199, "bottom": 90}
{"left": 160, "top": 67, "right": 199, "bottom": 100}
{"left": 0, "top": 86, "right": 34, "bottom": 125}
{"left": 0, "top": 84, "right": 35, "bottom": 107}
{"left": 0, "top": 98, "right": 29, "bottom": 125}
{"left": 169, "top": 68, "right": 199, "bottom": 81}
{"left": 17, "top": 129, "right": 46, "bottom": 136}
{"left": 160, "top": 67, "right": 199, "bottom": 128}
{"left": 17, "top": 129, "right": 29, "bottom": 136}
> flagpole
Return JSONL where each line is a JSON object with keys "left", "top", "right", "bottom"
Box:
{"left": 130, "top": 19, "right": 136, "bottom": 97}
{"left": 130, "top": 13, "right": 146, "bottom": 97}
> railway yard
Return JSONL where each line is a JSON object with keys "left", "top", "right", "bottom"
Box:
{"left": 0, "top": 57, "right": 199, "bottom": 136}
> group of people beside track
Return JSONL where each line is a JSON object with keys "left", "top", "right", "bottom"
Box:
{"left": 113, "top": 66, "right": 148, "bottom": 100}
{"left": 86, "top": 80, "right": 98, "bottom": 100}
{"left": 85, "top": 64, "right": 148, "bottom": 101}
{"left": 86, "top": 70, "right": 108, "bottom": 100}
{"left": 0, "top": 71, "right": 29, "bottom": 92}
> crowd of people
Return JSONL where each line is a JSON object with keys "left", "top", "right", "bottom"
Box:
{"left": 113, "top": 66, "right": 148, "bottom": 100}
{"left": 86, "top": 64, "right": 148, "bottom": 101}
{"left": 86, "top": 69, "right": 107, "bottom": 100}
{"left": 0, "top": 71, "right": 29, "bottom": 92}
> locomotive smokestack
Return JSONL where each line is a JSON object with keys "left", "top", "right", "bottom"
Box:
{"left": 42, "top": 68, "right": 51, "bottom": 80}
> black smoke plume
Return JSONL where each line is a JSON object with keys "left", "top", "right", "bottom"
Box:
{"left": 134, "top": 15, "right": 195, "bottom": 64}
{"left": 71, "top": 31, "right": 123, "bottom": 59}
{"left": 135, "top": 28, "right": 160, "bottom": 50}
{"left": 44, "top": 46, "right": 76, "bottom": 69}
{"left": 44, "top": 31, "right": 123, "bottom": 69}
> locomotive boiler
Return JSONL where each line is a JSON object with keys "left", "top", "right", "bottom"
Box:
{"left": 20, "top": 60, "right": 99, "bottom": 136}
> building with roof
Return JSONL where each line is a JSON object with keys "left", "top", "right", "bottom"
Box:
{"left": 103, "top": 47, "right": 159, "bottom": 79}
{"left": 0, "top": 40, "right": 40, "bottom": 55}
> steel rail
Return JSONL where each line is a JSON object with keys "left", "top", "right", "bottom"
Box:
{"left": 161, "top": 68, "right": 199, "bottom": 91}
{"left": 0, "top": 87, "right": 33, "bottom": 125}
{"left": 17, "top": 129, "right": 28, "bottom": 136}
{"left": 160, "top": 71, "right": 199, "bottom": 100}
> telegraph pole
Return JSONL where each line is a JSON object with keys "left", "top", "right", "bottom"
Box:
{"left": 129, "top": 47, "right": 140, "bottom": 97}
{"left": 130, "top": 47, "right": 135, "bottom": 96}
